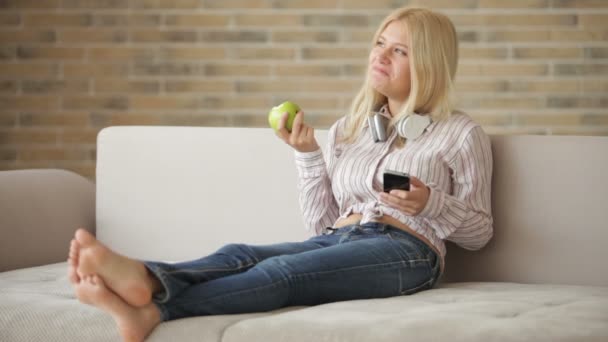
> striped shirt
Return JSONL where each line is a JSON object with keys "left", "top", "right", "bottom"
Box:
{"left": 294, "top": 109, "right": 494, "bottom": 262}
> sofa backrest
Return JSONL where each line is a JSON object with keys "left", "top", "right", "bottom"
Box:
{"left": 0, "top": 169, "right": 96, "bottom": 272}
{"left": 442, "top": 134, "right": 608, "bottom": 287}
{"left": 96, "top": 126, "right": 313, "bottom": 262}
{"left": 97, "top": 127, "right": 608, "bottom": 287}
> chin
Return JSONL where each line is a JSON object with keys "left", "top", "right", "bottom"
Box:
{"left": 370, "top": 82, "right": 389, "bottom": 98}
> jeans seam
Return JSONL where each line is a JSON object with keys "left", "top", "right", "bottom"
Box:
{"left": 401, "top": 277, "right": 434, "bottom": 295}
{"left": 148, "top": 261, "right": 257, "bottom": 304}
{"left": 163, "top": 262, "right": 255, "bottom": 275}
{"left": 293, "top": 259, "right": 430, "bottom": 279}
{"left": 175, "top": 278, "right": 287, "bottom": 310}
{"left": 165, "top": 260, "right": 427, "bottom": 315}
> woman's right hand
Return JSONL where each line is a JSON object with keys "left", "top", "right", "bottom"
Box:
{"left": 275, "top": 111, "right": 320, "bottom": 153}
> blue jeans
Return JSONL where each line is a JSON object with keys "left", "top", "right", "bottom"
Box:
{"left": 143, "top": 222, "right": 441, "bottom": 321}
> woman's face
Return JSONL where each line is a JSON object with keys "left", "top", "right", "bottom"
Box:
{"left": 368, "top": 20, "right": 412, "bottom": 104}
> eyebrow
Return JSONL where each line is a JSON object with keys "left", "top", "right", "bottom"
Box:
{"left": 378, "top": 35, "right": 408, "bottom": 49}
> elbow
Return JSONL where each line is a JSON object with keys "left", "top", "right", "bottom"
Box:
{"left": 463, "top": 221, "right": 494, "bottom": 251}
{"left": 478, "top": 223, "right": 494, "bottom": 250}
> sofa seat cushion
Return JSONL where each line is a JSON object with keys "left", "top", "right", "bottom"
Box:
{"left": 0, "top": 263, "right": 289, "bottom": 342}
{"left": 1, "top": 264, "right": 607, "bottom": 342}
{"left": 222, "top": 282, "right": 608, "bottom": 342}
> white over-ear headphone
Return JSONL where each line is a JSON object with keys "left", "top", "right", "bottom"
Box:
{"left": 368, "top": 112, "right": 432, "bottom": 143}
{"left": 395, "top": 113, "right": 432, "bottom": 140}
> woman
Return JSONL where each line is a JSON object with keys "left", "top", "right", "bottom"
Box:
{"left": 68, "top": 6, "right": 493, "bottom": 342}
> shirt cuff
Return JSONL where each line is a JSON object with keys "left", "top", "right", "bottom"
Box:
{"left": 418, "top": 185, "right": 445, "bottom": 219}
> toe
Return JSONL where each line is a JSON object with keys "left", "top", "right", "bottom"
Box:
{"left": 75, "top": 228, "right": 95, "bottom": 246}
{"left": 69, "top": 241, "right": 79, "bottom": 260}
{"left": 71, "top": 238, "right": 79, "bottom": 251}
{"left": 68, "top": 265, "right": 80, "bottom": 284}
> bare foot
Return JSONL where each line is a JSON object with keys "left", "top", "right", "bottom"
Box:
{"left": 75, "top": 228, "right": 160, "bottom": 307}
{"left": 76, "top": 275, "right": 161, "bottom": 342}
{"left": 67, "top": 238, "right": 81, "bottom": 285}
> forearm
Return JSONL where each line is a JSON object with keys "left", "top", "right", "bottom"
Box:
{"left": 418, "top": 125, "right": 494, "bottom": 250}
{"left": 419, "top": 187, "right": 493, "bottom": 250}
{"left": 294, "top": 149, "right": 339, "bottom": 235}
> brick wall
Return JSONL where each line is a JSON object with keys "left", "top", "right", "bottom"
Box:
{"left": 0, "top": 0, "right": 607, "bottom": 179}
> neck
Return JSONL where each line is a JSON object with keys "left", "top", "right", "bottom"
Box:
{"left": 387, "top": 98, "right": 404, "bottom": 117}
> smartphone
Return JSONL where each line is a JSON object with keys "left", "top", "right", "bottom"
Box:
{"left": 383, "top": 170, "right": 410, "bottom": 192}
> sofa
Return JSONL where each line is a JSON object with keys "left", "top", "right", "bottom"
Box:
{"left": 1, "top": 126, "right": 607, "bottom": 342}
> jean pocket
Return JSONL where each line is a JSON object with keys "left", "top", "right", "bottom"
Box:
{"left": 393, "top": 245, "right": 435, "bottom": 295}
{"left": 388, "top": 233, "right": 428, "bottom": 261}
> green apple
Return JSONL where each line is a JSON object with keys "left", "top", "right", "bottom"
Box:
{"left": 268, "top": 101, "right": 300, "bottom": 132}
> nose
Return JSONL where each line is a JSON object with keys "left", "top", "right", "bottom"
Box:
{"left": 377, "top": 47, "right": 390, "bottom": 64}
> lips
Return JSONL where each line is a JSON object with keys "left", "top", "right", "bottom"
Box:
{"left": 371, "top": 65, "right": 389, "bottom": 77}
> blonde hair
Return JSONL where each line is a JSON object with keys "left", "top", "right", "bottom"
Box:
{"left": 342, "top": 7, "right": 459, "bottom": 143}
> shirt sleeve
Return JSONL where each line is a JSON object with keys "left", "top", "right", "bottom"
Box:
{"left": 293, "top": 121, "right": 341, "bottom": 236}
{"left": 417, "top": 125, "right": 494, "bottom": 250}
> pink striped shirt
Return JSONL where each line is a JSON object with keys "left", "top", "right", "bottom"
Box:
{"left": 294, "top": 109, "right": 494, "bottom": 262}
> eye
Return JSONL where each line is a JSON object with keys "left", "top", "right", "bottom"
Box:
{"left": 395, "top": 48, "right": 407, "bottom": 56}
{"left": 375, "top": 40, "right": 385, "bottom": 47}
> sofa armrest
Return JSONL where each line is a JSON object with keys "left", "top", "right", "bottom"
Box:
{"left": 0, "top": 169, "right": 95, "bottom": 272}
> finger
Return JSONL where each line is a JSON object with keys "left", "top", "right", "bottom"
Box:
{"left": 389, "top": 189, "right": 408, "bottom": 199}
{"left": 393, "top": 190, "right": 422, "bottom": 210}
{"left": 275, "top": 112, "right": 290, "bottom": 140}
{"left": 290, "top": 111, "right": 304, "bottom": 138}
{"left": 380, "top": 192, "right": 417, "bottom": 214}
{"left": 278, "top": 111, "right": 288, "bottom": 130}
{"left": 306, "top": 126, "right": 315, "bottom": 139}
{"left": 379, "top": 192, "right": 403, "bottom": 207}
{"left": 275, "top": 127, "right": 289, "bottom": 142}
{"left": 306, "top": 126, "right": 319, "bottom": 147}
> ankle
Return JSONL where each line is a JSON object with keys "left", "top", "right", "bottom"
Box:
{"left": 146, "top": 303, "right": 162, "bottom": 324}
{"left": 146, "top": 270, "right": 163, "bottom": 294}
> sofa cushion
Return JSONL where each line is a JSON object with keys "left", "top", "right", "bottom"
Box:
{"left": 443, "top": 135, "right": 608, "bottom": 287}
{"left": 96, "top": 127, "right": 608, "bottom": 288}
{"left": 0, "top": 169, "right": 95, "bottom": 272}
{"left": 223, "top": 282, "right": 608, "bottom": 342}
{"left": 0, "top": 263, "right": 286, "bottom": 342}
{"left": 1, "top": 263, "right": 606, "bottom": 342}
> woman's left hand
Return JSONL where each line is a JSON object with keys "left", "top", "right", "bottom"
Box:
{"left": 378, "top": 176, "right": 430, "bottom": 216}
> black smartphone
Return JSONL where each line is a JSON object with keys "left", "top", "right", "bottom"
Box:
{"left": 383, "top": 170, "right": 410, "bottom": 192}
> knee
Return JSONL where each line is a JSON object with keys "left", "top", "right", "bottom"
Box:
{"left": 256, "top": 255, "right": 293, "bottom": 277}
{"left": 216, "top": 243, "right": 251, "bottom": 256}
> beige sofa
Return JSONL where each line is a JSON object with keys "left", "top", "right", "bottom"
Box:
{"left": 1, "top": 126, "right": 607, "bottom": 342}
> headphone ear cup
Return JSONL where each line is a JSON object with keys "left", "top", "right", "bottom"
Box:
{"left": 369, "top": 113, "right": 389, "bottom": 142}
{"left": 395, "top": 116, "right": 410, "bottom": 138}
{"left": 396, "top": 114, "right": 431, "bottom": 140}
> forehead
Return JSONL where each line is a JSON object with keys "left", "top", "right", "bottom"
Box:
{"left": 380, "top": 20, "right": 409, "bottom": 43}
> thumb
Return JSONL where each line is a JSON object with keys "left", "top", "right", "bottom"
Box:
{"left": 409, "top": 176, "right": 426, "bottom": 189}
